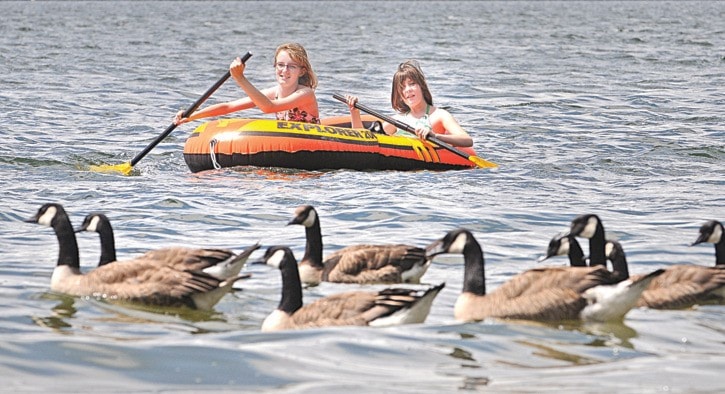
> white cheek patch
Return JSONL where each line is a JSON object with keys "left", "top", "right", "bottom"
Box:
{"left": 708, "top": 225, "right": 723, "bottom": 244}
{"left": 605, "top": 241, "right": 615, "bottom": 257}
{"left": 87, "top": 216, "right": 101, "bottom": 232}
{"left": 581, "top": 216, "right": 600, "bottom": 239}
{"left": 449, "top": 233, "right": 469, "bottom": 254}
{"left": 302, "top": 210, "right": 317, "bottom": 228}
{"left": 558, "top": 237, "right": 571, "bottom": 256}
{"left": 267, "top": 249, "right": 286, "bottom": 269}
{"left": 38, "top": 206, "right": 58, "bottom": 227}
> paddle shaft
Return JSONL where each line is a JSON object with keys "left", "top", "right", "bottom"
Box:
{"left": 332, "top": 93, "right": 485, "bottom": 166}
{"left": 128, "top": 52, "right": 252, "bottom": 167}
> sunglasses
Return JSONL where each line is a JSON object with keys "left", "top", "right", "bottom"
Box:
{"left": 275, "top": 62, "right": 301, "bottom": 72}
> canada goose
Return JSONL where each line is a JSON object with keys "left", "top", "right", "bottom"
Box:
{"left": 257, "top": 246, "right": 444, "bottom": 332}
{"left": 569, "top": 214, "right": 607, "bottom": 266}
{"left": 624, "top": 222, "right": 725, "bottom": 309}
{"left": 539, "top": 233, "right": 630, "bottom": 281}
{"left": 75, "top": 212, "right": 260, "bottom": 279}
{"left": 426, "top": 228, "right": 664, "bottom": 323}
{"left": 287, "top": 205, "right": 432, "bottom": 286}
{"left": 26, "top": 203, "right": 244, "bottom": 310}
{"left": 691, "top": 219, "right": 724, "bottom": 266}
{"left": 537, "top": 232, "right": 587, "bottom": 267}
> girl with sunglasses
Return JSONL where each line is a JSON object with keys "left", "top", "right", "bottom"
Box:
{"left": 175, "top": 42, "right": 320, "bottom": 125}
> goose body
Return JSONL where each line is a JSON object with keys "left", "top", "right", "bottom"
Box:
{"left": 427, "top": 228, "right": 663, "bottom": 323}
{"left": 76, "top": 212, "right": 260, "bottom": 279}
{"left": 628, "top": 221, "right": 725, "bottom": 309}
{"left": 288, "top": 205, "right": 432, "bottom": 286}
{"left": 258, "top": 246, "right": 444, "bottom": 332}
{"left": 27, "top": 203, "right": 243, "bottom": 310}
{"left": 636, "top": 264, "right": 725, "bottom": 309}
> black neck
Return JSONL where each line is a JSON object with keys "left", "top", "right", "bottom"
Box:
{"left": 302, "top": 219, "right": 324, "bottom": 269}
{"left": 462, "top": 238, "right": 486, "bottom": 296}
{"left": 588, "top": 223, "right": 607, "bottom": 266}
{"left": 98, "top": 221, "right": 117, "bottom": 266}
{"left": 714, "top": 239, "right": 724, "bottom": 266}
{"left": 54, "top": 212, "right": 80, "bottom": 269}
{"left": 609, "top": 247, "right": 630, "bottom": 281}
{"left": 568, "top": 237, "right": 587, "bottom": 267}
{"left": 278, "top": 257, "right": 304, "bottom": 314}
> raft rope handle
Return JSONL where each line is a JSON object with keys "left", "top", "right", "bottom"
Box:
{"left": 209, "top": 138, "right": 222, "bottom": 170}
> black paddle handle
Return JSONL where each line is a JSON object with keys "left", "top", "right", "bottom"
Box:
{"left": 130, "top": 52, "right": 253, "bottom": 166}
{"left": 333, "top": 92, "right": 460, "bottom": 148}
{"left": 332, "top": 93, "right": 416, "bottom": 134}
{"left": 181, "top": 52, "right": 253, "bottom": 118}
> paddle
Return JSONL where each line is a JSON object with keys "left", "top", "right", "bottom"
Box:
{"left": 332, "top": 93, "right": 497, "bottom": 169}
{"left": 91, "top": 52, "right": 253, "bottom": 175}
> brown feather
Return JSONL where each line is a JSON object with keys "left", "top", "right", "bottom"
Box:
{"left": 636, "top": 265, "right": 725, "bottom": 309}
{"left": 455, "top": 266, "right": 618, "bottom": 322}
{"left": 52, "top": 260, "right": 227, "bottom": 308}
{"left": 288, "top": 288, "right": 438, "bottom": 329}
{"left": 322, "top": 244, "right": 427, "bottom": 284}
{"left": 456, "top": 288, "right": 588, "bottom": 322}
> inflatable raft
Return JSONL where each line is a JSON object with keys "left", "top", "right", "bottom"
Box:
{"left": 183, "top": 115, "right": 480, "bottom": 172}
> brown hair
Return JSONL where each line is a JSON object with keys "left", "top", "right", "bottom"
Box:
{"left": 390, "top": 60, "right": 433, "bottom": 113}
{"left": 274, "top": 43, "right": 317, "bottom": 90}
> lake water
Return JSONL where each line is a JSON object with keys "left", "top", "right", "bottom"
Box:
{"left": 1, "top": 1, "right": 723, "bottom": 392}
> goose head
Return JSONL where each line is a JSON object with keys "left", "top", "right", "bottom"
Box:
{"left": 569, "top": 214, "right": 604, "bottom": 240}
{"left": 74, "top": 212, "right": 116, "bottom": 266}
{"left": 261, "top": 246, "right": 298, "bottom": 270}
{"left": 26, "top": 203, "right": 67, "bottom": 228}
{"left": 75, "top": 213, "right": 111, "bottom": 234}
{"left": 538, "top": 232, "right": 587, "bottom": 267}
{"left": 427, "top": 229, "right": 486, "bottom": 296}
{"left": 691, "top": 220, "right": 724, "bottom": 266}
{"left": 691, "top": 220, "right": 723, "bottom": 246}
{"left": 426, "top": 228, "right": 474, "bottom": 258}
{"left": 288, "top": 205, "right": 318, "bottom": 228}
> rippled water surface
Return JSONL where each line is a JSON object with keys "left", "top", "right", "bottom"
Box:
{"left": 1, "top": 1, "right": 723, "bottom": 392}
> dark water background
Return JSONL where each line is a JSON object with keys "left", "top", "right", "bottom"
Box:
{"left": 1, "top": 1, "right": 723, "bottom": 392}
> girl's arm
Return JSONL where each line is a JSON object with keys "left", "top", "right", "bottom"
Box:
{"left": 346, "top": 95, "right": 364, "bottom": 129}
{"left": 174, "top": 97, "right": 256, "bottom": 125}
{"left": 382, "top": 121, "right": 398, "bottom": 135}
{"left": 230, "top": 58, "right": 315, "bottom": 114}
{"left": 432, "top": 109, "right": 473, "bottom": 147}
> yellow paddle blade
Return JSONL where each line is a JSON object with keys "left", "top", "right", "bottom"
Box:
{"left": 469, "top": 156, "right": 498, "bottom": 169}
{"left": 89, "top": 161, "right": 133, "bottom": 176}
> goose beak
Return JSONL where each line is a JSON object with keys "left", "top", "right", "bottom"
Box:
{"left": 539, "top": 233, "right": 568, "bottom": 262}
{"left": 690, "top": 233, "right": 707, "bottom": 246}
{"left": 249, "top": 257, "right": 267, "bottom": 266}
{"left": 537, "top": 254, "right": 551, "bottom": 263}
{"left": 425, "top": 239, "right": 445, "bottom": 259}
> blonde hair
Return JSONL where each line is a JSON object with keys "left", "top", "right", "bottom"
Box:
{"left": 390, "top": 60, "right": 433, "bottom": 113}
{"left": 274, "top": 43, "right": 317, "bottom": 90}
